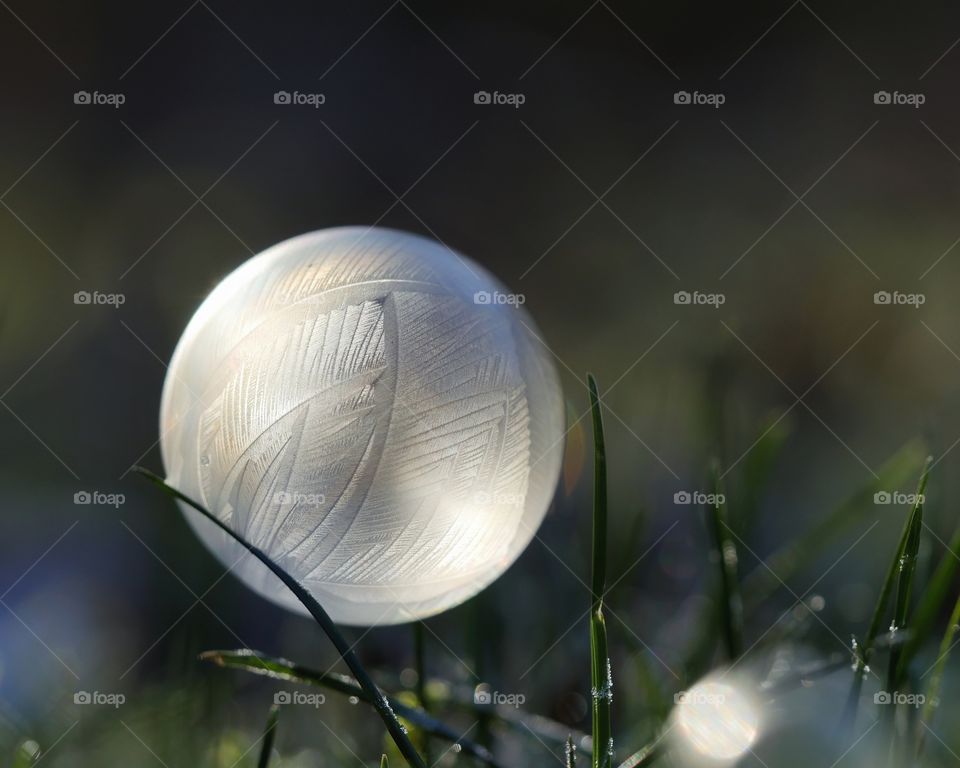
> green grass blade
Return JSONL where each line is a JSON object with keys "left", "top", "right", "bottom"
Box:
{"left": 885, "top": 472, "right": 927, "bottom": 695}
{"left": 743, "top": 440, "right": 927, "bottom": 613}
{"left": 736, "top": 412, "right": 793, "bottom": 529}
{"left": 257, "top": 704, "right": 279, "bottom": 768}
{"left": 707, "top": 464, "right": 742, "bottom": 659}
{"left": 615, "top": 737, "right": 664, "bottom": 768}
{"left": 381, "top": 756, "right": 389, "bottom": 768}
{"left": 917, "top": 588, "right": 960, "bottom": 756}
{"left": 134, "top": 467, "right": 427, "bottom": 768}
{"left": 566, "top": 735, "right": 577, "bottom": 768}
{"left": 414, "top": 622, "right": 428, "bottom": 713}
{"left": 587, "top": 374, "right": 613, "bottom": 768}
{"left": 200, "top": 649, "right": 504, "bottom": 767}
{"left": 413, "top": 622, "right": 431, "bottom": 763}
{"left": 843, "top": 457, "right": 931, "bottom": 727}
{"left": 895, "top": 523, "right": 960, "bottom": 684}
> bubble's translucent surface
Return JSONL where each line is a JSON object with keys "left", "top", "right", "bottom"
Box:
{"left": 160, "top": 228, "right": 564, "bottom": 625}
{"left": 671, "top": 680, "right": 760, "bottom": 764}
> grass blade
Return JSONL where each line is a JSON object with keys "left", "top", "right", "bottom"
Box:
{"left": 736, "top": 411, "right": 793, "bottom": 530}
{"left": 917, "top": 588, "right": 960, "bottom": 755}
{"left": 843, "top": 457, "right": 931, "bottom": 727}
{"left": 134, "top": 466, "right": 427, "bottom": 768}
{"left": 413, "top": 622, "right": 431, "bottom": 763}
{"left": 895, "top": 523, "right": 960, "bottom": 683}
{"left": 200, "top": 649, "right": 504, "bottom": 767}
{"left": 743, "top": 440, "right": 927, "bottom": 613}
{"left": 587, "top": 374, "right": 613, "bottom": 768}
{"left": 707, "top": 464, "right": 742, "bottom": 659}
{"left": 257, "top": 704, "right": 279, "bottom": 768}
{"left": 615, "top": 736, "right": 664, "bottom": 768}
{"left": 566, "top": 735, "right": 577, "bottom": 768}
{"left": 884, "top": 472, "right": 926, "bottom": 695}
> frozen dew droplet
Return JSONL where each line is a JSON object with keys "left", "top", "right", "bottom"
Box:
{"left": 592, "top": 658, "right": 614, "bottom": 702}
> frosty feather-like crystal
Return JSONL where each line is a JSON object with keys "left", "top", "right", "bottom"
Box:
{"left": 160, "top": 227, "right": 564, "bottom": 625}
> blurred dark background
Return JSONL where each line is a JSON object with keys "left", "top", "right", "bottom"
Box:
{"left": 3, "top": 1, "right": 960, "bottom": 764}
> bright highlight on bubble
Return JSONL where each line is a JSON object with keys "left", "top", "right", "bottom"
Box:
{"left": 672, "top": 680, "right": 760, "bottom": 763}
{"left": 160, "top": 227, "right": 564, "bottom": 626}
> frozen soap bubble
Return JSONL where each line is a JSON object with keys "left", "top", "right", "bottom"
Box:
{"left": 160, "top": 228, "right": 564, "bottom": 625}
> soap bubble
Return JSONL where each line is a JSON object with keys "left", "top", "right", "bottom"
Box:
{"left": 160, "top": 227, "right": 564, "bottom": 625}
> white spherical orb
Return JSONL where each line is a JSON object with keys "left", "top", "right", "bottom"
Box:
{"left": 671, "top": 680, "right": 760, "bottom": 764}
{"left": 160, "top": 227, "right": 564, "bottom": 625}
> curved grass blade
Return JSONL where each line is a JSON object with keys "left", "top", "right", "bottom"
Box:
{"left": 707, "top": 463, "right": 742, "bottom": 660}
{"left": 202, "top": 648, "right": 589, "bottom": 754}
{"left": 587, "top": 374, "right": 613, "bottom": 768}
{"left": 133, "top": 466, "right": 427, "bottom": 768}
{"left": 200, "top": 649, "right": 504, "bottom": 767}
{"left": 895, "top": 523, "right": 960, "bottom": 684}
{"left": 843, "top": 457, "right": 931, "bottom": 728}
{"left": 743, "top": 440, "right": 927, "bottom": 613}
{"left": 917, "top": 587, "right": 960, "bottom": 756}
{"left": 258, "top": 704, "right": 280, "bottom": 768}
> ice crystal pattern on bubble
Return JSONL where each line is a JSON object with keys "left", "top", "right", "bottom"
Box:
{"left": 160, "top": 228, "right": 564, "bottom": 625}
